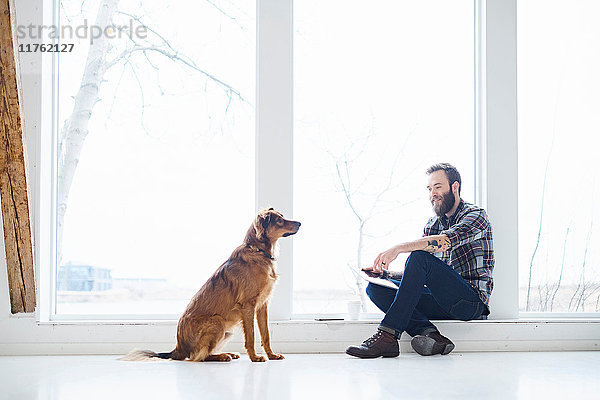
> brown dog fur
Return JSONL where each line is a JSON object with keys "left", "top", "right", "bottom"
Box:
{"left": 121, "top": 208, "right": 300, "bottom": 362}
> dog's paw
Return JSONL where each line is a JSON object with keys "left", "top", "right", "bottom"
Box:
{"left": 227, "top": 353, "right": 240, "bottom": 359}
{"left": 206, "top": 353, "right": 233, "bottom": 362}
{"left": 268, "top": 353, "right": 285, "bottom": 360}
{"left": 250, "top": 355, "right": 267, "bottom": 362}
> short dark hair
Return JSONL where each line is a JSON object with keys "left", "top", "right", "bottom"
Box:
{"left": 426, "top": 163, "right": 461, "bottom": 195}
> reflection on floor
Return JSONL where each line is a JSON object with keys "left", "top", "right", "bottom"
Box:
{"left": 1, "top": 352, "right": 599, "bottom": 399}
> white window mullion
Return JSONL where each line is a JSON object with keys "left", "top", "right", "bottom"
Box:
{"left": 256, "top": 0, "right": 294, "bottom": 320}
{"left": 36, "top": 0, "right": 58, "bottom": 322}
{"left": 484, "top": 0, "right": 519, "bottom": 319}
{"left": 475, "top": 0, "right": 486, "bottom": 209}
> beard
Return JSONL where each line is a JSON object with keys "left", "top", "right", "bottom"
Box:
{"left": 432, "top": 189, "right": 456, "bottom": 217}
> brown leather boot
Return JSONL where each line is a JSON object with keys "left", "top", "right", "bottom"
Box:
{"left": 345, "top": 329, "right": 399, "bottom": 359}
{"left": 411, "top": 330, "right": 455, "bottom": 356}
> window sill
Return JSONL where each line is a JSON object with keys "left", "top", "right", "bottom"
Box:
{"left": 31, "top": 316, "right": 600, "bottom": 326}
{"left": 1, "top": 314, "right": 598, "bottom": 355}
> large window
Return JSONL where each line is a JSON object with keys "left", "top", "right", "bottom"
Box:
{"left": 46, "top": 1, "right": 549, "bottom": 321}
{"left": 518, "top": 0, "right": 600, "bottom": 313}
{"left": 293, "top": 0, "right": 475, "bottom": 315}
{"left": 54, "top": 0, "right": 255, "bottom": 316}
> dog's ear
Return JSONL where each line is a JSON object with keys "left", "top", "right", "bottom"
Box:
{"left": 262, "top": 213, "right": 272, "bottom": 228}
{"left": 253, "top": 213, "right": 269, "bottom": 241}
{"left": 254, "top": 209, "right": 275, "bottom": 240}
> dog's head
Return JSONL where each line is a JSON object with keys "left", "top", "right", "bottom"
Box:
{"left": 253, "top": 208, "right": 301, "bottom": 242}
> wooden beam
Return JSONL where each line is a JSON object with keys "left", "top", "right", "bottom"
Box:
{"left": 0, "top": 0, "right": 36, "bottom": 313}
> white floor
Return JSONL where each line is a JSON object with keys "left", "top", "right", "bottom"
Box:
{"left": 1, "top": 352, "right": 599, "bottom": 400}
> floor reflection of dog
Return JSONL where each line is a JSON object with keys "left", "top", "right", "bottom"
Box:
{"left": 122, "top": 208, "right": 301, "bottom": 362}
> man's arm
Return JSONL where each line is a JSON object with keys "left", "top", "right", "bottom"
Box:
{"left": 393, "top": 235, "right": 451, "bottom": 254}
{"left": 441, "top": 209, "right": 490, "bottom": 249}
{"left": 422, "top": 235, "right": 452, "bottom": 253}
{"left": 371, "top": 234, "right": 451, "bottom": 272}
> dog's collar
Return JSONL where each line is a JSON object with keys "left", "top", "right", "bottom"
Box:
{"left": 247, "top": 245, "right": 276, "bottom": 260}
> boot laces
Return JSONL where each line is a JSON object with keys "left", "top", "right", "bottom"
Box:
{"left": 363, "top": 330, "right": 384, "bottom": 347}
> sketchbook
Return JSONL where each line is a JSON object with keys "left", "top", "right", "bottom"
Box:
{"left": 359, "top": 269, "right": 401, "bottom": 290}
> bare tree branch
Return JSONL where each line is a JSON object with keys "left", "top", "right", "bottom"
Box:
{"left": 526, "top": 135, "right": 554, "bottom": 311}
{"left": 80, "top": 0, "right": 89, "bottom": 16}
{"left": 575, "top": 219, "right": 593, "bottom": 311}
{"left": 366, "top": 149, "right": 403, "bottom": 220}
{"left": 569, "top": 220, "right": 593, "bottom": 311}
{"left": 330, "top": 125, "right": 415, "bottom": 311}
{"left": 550, "top": 223, "right": 571, "bottom": 311}
{"left": 335, "top": 161, "right": 363, "bottom": 225}
{"left": 581, "top": 284, "right": 600, "bottom": 311}
{"left": 203, "top": 0, "right": 248, "bottom": 32}
{"left": 106, "top": 45, "right": 250, "bottom": 105}
{"left": 104, "top": 59, "right": 129, "bottom": 125}
{"left": 104, "top": 11, "right": 251, "bottom": 105}
{"left": 123, "top": 57, "right": 150, "bottom": 135}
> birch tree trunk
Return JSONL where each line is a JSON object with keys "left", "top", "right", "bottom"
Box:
{"left": 57, "top": 0, "right": 119, "bottom": 264}
{"left": 355, "top": 222, "right": 368, "bottom": 310}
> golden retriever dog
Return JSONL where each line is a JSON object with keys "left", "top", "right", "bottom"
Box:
{"left": 122, "top": 208, "right": 300, "bottom": 362}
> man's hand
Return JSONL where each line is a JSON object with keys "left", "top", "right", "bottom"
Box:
{"left": 369, "top": 235, "right": 451, "bottom": 273}
{"left": 371, "top": 246, "right": 401, "bottom": 273}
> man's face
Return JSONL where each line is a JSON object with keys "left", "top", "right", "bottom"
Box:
{"left": 427, "top": 170, "right": 455, "bottom": 217}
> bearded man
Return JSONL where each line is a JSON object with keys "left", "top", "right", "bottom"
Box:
{"left": 346, "top": 163, "right": 494, "bottom": 358}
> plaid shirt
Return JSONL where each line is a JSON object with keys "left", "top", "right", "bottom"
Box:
{"left": 423, "top": 199, "right": 495, "bottom": 306}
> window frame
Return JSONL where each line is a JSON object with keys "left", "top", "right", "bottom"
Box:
{"left": 40, "top": 0, "right": 259, "bottom": 322}
{"left": 33, "top": 0, "right": 597, "bottom": 324}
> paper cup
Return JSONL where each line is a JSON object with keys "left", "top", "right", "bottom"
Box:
{"left": 347, "top": 300, "right": 362, "bottom": 320}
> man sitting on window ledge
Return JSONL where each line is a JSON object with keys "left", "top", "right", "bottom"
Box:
{"left": 346, "top": 163, "right": 494, "bottom": 358}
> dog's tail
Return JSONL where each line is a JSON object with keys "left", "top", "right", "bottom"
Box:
{"left": 119, "top": 348, "right": 185, "bottom": 361}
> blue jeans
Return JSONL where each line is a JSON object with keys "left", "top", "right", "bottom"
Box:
{"left": 366, "top": 250, "right": 487, "bottom": 337}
